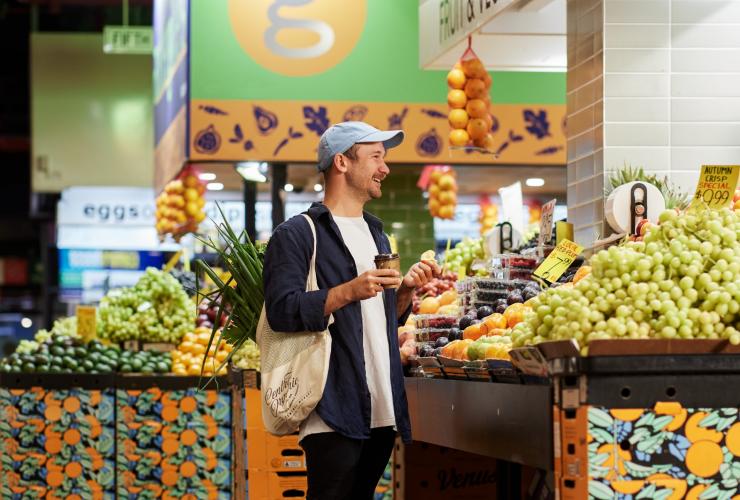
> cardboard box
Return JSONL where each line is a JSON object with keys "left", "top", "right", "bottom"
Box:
{"left": 248, "top": 469, "right": 307, "bottom": 500}
{"left": 396, "top": 442, "right": 498, "bottom": 500}
{"left": 247, "top": 429, "right": 306, "bottom": 471}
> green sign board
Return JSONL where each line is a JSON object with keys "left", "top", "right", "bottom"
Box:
{"left": 189, "top": 0, "right": 565, "bottom": 105}
{"left": 103, "top": 26, "right": 154, "bottom": 55}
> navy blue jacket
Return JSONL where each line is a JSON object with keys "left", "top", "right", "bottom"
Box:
{"left": 263, "top": 202, "right": 412, "bottom": 443}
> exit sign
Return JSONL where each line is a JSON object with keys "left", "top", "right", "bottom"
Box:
{"left": 103, "top": 26, "right": 153, "bottom": 54}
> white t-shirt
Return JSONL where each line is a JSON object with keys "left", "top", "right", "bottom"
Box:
{"left": 299, "top": 216, "right": 396, "bottom": 440}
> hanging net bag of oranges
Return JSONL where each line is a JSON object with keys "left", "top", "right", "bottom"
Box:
{"left": 447, "top": 37, "right": 495, "bottom": 152}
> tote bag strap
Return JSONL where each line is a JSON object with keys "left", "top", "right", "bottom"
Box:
{"left": 301, "top": 214, "right": 318, "bottom": 291}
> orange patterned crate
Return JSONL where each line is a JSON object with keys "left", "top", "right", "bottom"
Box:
{"left": 247, "top": 429, "right": 306, "bottom": 472}
{"left": 248, "top": 470, "right": 307, "bottom": 500}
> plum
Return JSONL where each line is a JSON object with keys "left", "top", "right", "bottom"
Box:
{"left": 447, "top": 327, "right": 461, "bottom": 341}
{"left": 419, "top": 344, "right": 435, "bottom": 357}
{"left": 434, "top": 337, "right": 449, "bottom": 348}
{"left": 458, "top": 315, "right": 476, "bottom": 330}
{"left": 507, "top": 292, "right": 524, "bottom": 305}
{"left": 477, "top": 305, "right": 494, "bottom": 319}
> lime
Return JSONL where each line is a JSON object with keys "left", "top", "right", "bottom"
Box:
{"left": 131, "top": 359, "right": 143, "bottom": 371}
{"left": 82, "top": 360, "right": 94, "bottom": 371}
{"left": 63, "top": 357, "right": 78, "bottom": 370}
{"left": 22, "top": 363, "right": 35, "bottom": 373}
{"left": 156, "top": 362, "right": 169, "bottom": 373}
{"left": 50, "top": 345, "right": 65, "bottom": 357}
{"left": 74, "top": 347, "right": 87, "bottom": 358}
{"left": 120, "top": 364, "right": 132, "bottom": 373}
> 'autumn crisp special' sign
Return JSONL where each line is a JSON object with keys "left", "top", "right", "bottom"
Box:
{"left": 154, "top": 0, "right": 566, "bottom": 189}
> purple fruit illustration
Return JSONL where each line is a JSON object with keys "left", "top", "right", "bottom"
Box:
{"left": 416, "top": 128, "right": 442, "bottom": 157}
{"left": 253, "top": 106, "right": 279, "bottom": 135}
{"left": 194, "top": 125, "right": 221, "bottom": 154}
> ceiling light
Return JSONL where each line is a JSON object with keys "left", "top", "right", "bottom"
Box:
{"left": 284, "top": 183, "right": 294, "bottom": 192}
{"left": 198, "top": 172, "right": 216, "bottom": 181}
{"left": 206, "top": 182, "right": 224, "bottom": 191}
{"left": 314, "top": 183, "right": 323, "bottom": 192}
{"left": 525, "top": 177, "right": 545, "bottom": 187}
{"left": 235, "top": 162, "right": 268, "bottom": 183}
{"left": 21, "top": 317, "right": 32, "bottom": 328}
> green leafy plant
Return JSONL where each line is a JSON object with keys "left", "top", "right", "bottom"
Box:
{"left": 194, "top": 204, "right": 266, "bottom": 380}
{"left": 606, "top": 164, "right": 691, "bottom": 210}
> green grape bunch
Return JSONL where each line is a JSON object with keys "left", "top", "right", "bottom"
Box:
{"left": 513, "top": 207, "right": 740, "bottom": 353}
{"left": 230, "top": 338, "right": 261, "bottom": 370}
{"left": 97, "top": 267, "right": 195, "bottom": 343}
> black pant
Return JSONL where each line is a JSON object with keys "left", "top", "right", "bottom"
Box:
{"left": 301, "top": 427, "right": 396, "bottom": 500}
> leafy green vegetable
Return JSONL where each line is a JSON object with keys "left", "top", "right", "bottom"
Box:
{"left": 195, "top": 203, "right": 266, "bottom": 383}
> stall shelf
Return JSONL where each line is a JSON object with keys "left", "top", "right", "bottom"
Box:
{"left": 405, "top": 377, "right": 553, "bottom": 470}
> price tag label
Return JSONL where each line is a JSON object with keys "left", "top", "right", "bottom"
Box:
{"left": 692, "top": 165, "right": 740, "bottom": 209}
{"left": 538, "top": 199, "right": 557, "bottom": 246}
{"left": 556, "top": 221, "right": 574, "bottom": 245}
{"left": 533, "top": 239, "right": 583, "bottom": 283}
{"left": 76, "top": 305, "right": 97, "bottom": 341}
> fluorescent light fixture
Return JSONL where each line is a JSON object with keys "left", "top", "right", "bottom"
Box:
{"left": 21, "top": 317, "right": 32, "bottom": 328}
{"left": 198, "top": 172, "right": 217, "bottom": 181}
{"left": 206, "top": 182, "right": 224, "bottom": 191}
{"left": 525, "top": 177, "right": 545, "bottom": 187}
{"left": 314, "top": 183, "right": 323, "bottom": 192}
{"left": 284, "top": 183, "right": 294, "bottom": 192}
{"left": 235, "top": 161, "right": 268, "bottom": 183}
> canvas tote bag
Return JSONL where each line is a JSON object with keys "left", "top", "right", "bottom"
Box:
{"left": 256, "top": 214, "right": 333, "bottom": 435}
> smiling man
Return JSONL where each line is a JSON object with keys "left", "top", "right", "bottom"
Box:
{"left": 263, "top": 122, "right": 440, "bottom": 500}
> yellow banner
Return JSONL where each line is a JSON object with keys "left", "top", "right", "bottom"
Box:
{"left": 692, "top": 165, "right": 740, "bottom": 210}
{"left": 189, "top": 100, "right": 565, "bottom": 165}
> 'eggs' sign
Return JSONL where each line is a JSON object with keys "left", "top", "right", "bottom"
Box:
{"left": 228, "top": 0, "right": 367, "bottom": 76}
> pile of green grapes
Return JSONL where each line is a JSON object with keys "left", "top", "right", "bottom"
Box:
{"left": 512, "top": 207, "right": 740, "bottom": 351}
{"left": 97, "top": 267, "right": 194, "bottom": 343}
{"left": 230, "top": 339, "right": 260, "bottom": 371}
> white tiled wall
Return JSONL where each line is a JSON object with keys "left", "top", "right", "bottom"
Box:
{"left": 567, "top": 0, "right": 740, "bottom": 245}
{"left": 567, "top": 0, "right": 605, "bottom": 245}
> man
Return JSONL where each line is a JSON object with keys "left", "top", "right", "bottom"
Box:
{"left": 263, "top": 121, "right": 440, "bottom": 500}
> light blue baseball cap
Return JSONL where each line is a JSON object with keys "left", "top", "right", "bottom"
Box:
{"left": 317, "top": 121, "right": 404, "bottom": 173}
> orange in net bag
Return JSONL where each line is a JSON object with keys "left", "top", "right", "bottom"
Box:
{"left": 446, "top": 37, "right": 495, "bottom": 152}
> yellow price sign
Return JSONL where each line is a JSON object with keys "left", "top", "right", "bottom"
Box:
{"left": 556, "top": 221, "right": 574, "bottom": 245}
{"left": 533, "top": 239, "right": 583, "bottom": 283}
{"left": 76, "top": 305, "right": 97, "bottom": 341}
{"left": 692, "top": 165, "right": 740, "bottom": 209}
